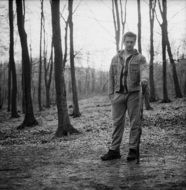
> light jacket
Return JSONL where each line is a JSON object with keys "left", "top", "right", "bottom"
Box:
{"left": 108, "top": 49, "right": 149, "bottom": 98}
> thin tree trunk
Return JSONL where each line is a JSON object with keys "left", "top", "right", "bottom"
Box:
{"left": 157, "top": 0, "right": 170, "bottom": 103}
{"left": 166, "top": 39, "right": 182, "bottom": 98}
{"left": 9, "top": 0, "right": 19, "bottom": 118}
{"left": 91, "top": 69, "right": 95, "bottom": 93}
{"left": 112, "top": 0, "right": 120, "bottom": 52}
{"left": 22, "top": 68, "right": 25, "bottom": 113}
{"left": 161, "top": 0, "right": 182, "bottom": 98}
{"left": 149, "top": 0, "right": 156, "bottom": 102}
{"left": 68, "top": 0, "right": 81, "bottom": 117}
{"left": 120, "top": 0, "right": 127, "bottom": 49}
{"left": 0, "top": 65, "right": 3, "bottom": 109}
{"left": 137, "top": 0, "right": 142, "bottom": 53}
{"left": 7, "top": 53, "right": 11, "bottom": 112}
{"left": 38, "top": 0, "right": 43, "bottom": 111}
{"left": 51, "top": 0, "right": 79, "bottom": 137}
{"left": 16, "top": 0, "right": 38, "bottom": 129}
{"left": 161, "top": 25, "right": 170, "bottom": 102}
{"left": 44, "top": 40, "right": 53, "bottom": 108}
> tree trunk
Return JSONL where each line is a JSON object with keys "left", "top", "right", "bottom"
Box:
{"left": 112, "top": 0, "right": 120, "bottom": 52}
{"left": 16, "top": 0, "right": 38, "bottom": 129}
{"left": 157, "top": 0, "right": 170, "bottom": 103}
{"left": 137, "top": 0, "right": 142, "bottom": 53}
{"left": 91, "top": 69, "right": 95, "bottom": 93}
{"left": 183, "top": 74, "right": 186, "bottom": 97}
{"left": 163, "top": 0, "right": 182, "bottom": 98}
{"left": 44, "top": 41, "right": 53, "bottom": 108}
{"left": 68, "top": 0, "right": 81, "bottom": 117}
{"left": 0, "top": 83, "right": 3, "bottom": 109}
{"left": 9, "top": 0, "right": 19, "bottom": 118}
{"left": 38, "top": 0, "right": 43, "bottom": 111}
{"left": 51, "top": 0, "right": 79, "bottom": 137}
{"left": 149, "top": 0, "right": 156, "bottom": 102}
{"left": 22, "top": 69, "right": 25, "bottom": 113}
{"left": 161, "top": 24, "right": 170, "bottom": 102}
{"left": 120, "top": 0, "right": 127, "bottom": 49}
{"left": 7, "top": 52, "right": 11, "bottom": 112}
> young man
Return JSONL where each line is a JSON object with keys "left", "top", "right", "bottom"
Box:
{"left": 101, "top": 32, "right": 149, "bottom": 161}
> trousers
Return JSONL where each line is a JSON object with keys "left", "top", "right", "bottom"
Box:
{"left": 110, "top": 91, "right": 142, "bottom": 151}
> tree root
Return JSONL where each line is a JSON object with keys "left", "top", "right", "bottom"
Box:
{"left": 17, "top": 119, "right": 38, "bottom": 130}
{"left": 161, "top": 99, "right": 171, "bottom": 103}
{"left": 55, "top": 124, "right": 80, "bottom": 137}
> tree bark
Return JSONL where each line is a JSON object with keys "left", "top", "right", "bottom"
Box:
{"left": 51, "top": 0, "right": 79, "bottom": 137}
{"left": 9, "top": 0, "right": 19, "bottom": 117}
{"left": 137, "top": 0, "right": 142, "bottom": 53}
{"left": 68, "top": 0, "right": 81, "bottom": 117}
{"left": 16, "top": 0, "right": 38, "bottom": 129}
{"left": 149, "top": 0, "right": 156, "bottom": 102}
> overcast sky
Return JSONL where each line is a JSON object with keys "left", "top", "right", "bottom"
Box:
{"left": 0, "top": 0, "right": 186, "bottom": 70}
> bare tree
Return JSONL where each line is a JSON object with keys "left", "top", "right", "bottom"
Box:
{"left": 157, "top": 0, "right": 182, "bottom": 100}
{"left": 38, "top": 0, "right": 44, "bottom": 111}
{"left": 137, "top": 0, "right": 142, "bottom": 53}
{"left": 156, "top": 0, "right": 170, "bottom": 102}
{"left": 16, "top": 0, "right": 38, "bottom": 129}
{"left": 149, "top": 0, "right": 156, "bottom": 101}
{"left": 112, "top": 0, "right": 127, "bottom": 52}
{"left": 68, "top": 0, "right": 81, "bottom": 117}
{"left": 165, "top": 23, "right": 182, "bottom": 97}
{"left": 51, "top": 0, "right": 79, "bottom": 137}
{"left": 9, "top": 0, "right": 19, "bottom": 117}
{"left": 42, "top": 2, "right": 53, "bottom": 108}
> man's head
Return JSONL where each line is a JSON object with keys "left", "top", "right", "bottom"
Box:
{"left": 122, "top": 32, "right": 136, "bottom": 51}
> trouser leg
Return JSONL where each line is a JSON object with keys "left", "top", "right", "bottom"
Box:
{"left": 127, "top": 91, "right": 142, "bottom": 150}
{"left": 110, "top": 93, "right": 127, "bottom": 151}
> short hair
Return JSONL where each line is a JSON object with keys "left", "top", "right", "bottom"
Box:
{"left": 122, "top": 32, "right": 137, "bottom": 41}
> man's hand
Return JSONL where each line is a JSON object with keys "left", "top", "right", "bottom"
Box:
{"left": 141, "top": 80, "right": 148, "bottom": 86}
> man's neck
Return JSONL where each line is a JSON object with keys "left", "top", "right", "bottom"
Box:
{"left": 124, "top": 49, "right": 134, "bottom": 55}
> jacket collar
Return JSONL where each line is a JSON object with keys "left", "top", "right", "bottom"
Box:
{"left": 118, "top": 49, "right": 139, "bottom": 58}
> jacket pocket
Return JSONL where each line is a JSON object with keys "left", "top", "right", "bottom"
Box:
{"left": 130, "top": 63, "right": 140, "bottom": 82}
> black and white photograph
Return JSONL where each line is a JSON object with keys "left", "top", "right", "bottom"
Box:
{"left": 0, "top": 0, "right": 186, "bottom": 189}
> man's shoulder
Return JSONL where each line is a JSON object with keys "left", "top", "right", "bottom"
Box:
{"left": 136, "top": 53, "right": 145, "bottom": 59}
{"left": 111, "top": 54, "right": 119, "bottom": 64}
{"left": 136, "top": 53, "right": 146, "bottom": 62}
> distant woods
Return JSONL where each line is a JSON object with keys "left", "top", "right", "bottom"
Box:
{"left": 0, "top": 0, "right": 186, "bottom": 134}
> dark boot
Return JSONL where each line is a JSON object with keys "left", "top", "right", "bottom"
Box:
{"left": 127, "top": 148, "right": 139, "bottom": 162}
{"left": 101, "top": 149, "right": 121, "bottom": 161}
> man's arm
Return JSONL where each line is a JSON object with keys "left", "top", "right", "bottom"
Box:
{"left": 140, "top": 55, "right": 149, "bottom": 94}
{"left": 140, "top": 56, "right": 149, "bottom": 82}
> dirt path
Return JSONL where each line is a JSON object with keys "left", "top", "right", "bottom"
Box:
{"left": 0, "top": 96, "right": 186, "bottom": 190}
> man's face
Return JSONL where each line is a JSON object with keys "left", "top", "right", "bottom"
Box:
{"left": 123, "top": 36, "right": 136, "bottom": 51}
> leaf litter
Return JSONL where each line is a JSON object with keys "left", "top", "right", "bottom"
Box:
{"left": 0, "top": 96, "right": 186, "bottom": 189}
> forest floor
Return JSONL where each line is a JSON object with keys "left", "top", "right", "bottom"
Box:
{"left": 0, "top": 96, "right": 186, "bottom": 190}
